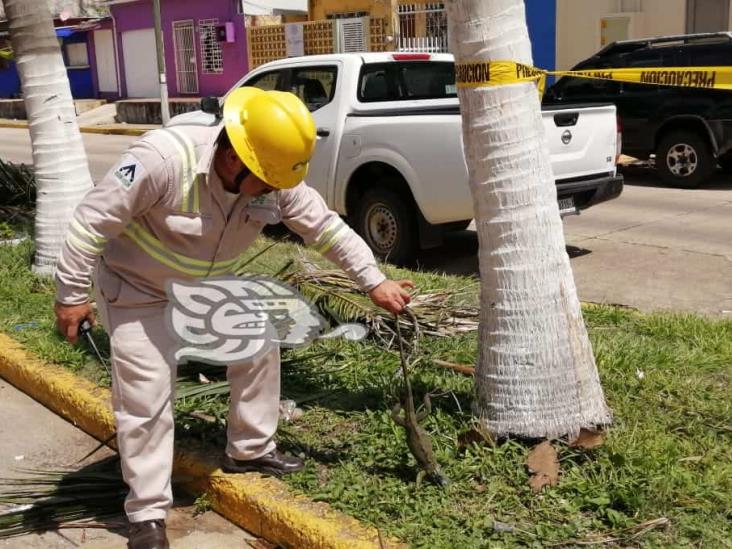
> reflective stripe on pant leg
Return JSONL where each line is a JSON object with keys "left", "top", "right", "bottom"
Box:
{"left": 225, "top": 345, "right": 280, "bottom": 461}
{"left": 105, "top": 303, "right": 177, "bottom": 523}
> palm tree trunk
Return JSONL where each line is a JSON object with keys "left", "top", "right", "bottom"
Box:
{"left": 3, "top": 0, "right": 93, "bottom": 275}
{"left": 446, "top": 0, "right": 612, "bottom": 438}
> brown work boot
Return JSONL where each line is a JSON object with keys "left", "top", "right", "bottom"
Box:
{"left": 222, "top": 449, "right": 304, "bottom": 477}
{"left": 128, "top": 519, "right": 169, "bottom": 549}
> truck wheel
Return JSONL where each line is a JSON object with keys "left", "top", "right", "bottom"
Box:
{"left": 656, "top": 131, "right": 714, "bottom": 188}
{"left": 354, "top": 186, "right": 417, "bottom": 265}
{"left": 717, "top": 152, "right": 732, "bottom": 173}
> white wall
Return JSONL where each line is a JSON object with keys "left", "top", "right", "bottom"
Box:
{"left": 556, "top": 0, "right": 692, "bottom": 69}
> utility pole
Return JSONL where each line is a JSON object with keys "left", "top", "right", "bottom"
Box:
{"left": 152, "top": 0, "right": 170, "bottom": 125}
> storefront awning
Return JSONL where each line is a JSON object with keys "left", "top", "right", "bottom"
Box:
{"left": 55, "top": 27, "right": 77, "bottom": 38}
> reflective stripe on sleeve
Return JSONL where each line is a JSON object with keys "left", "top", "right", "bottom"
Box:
{"left": 65, "top": 218, "right": 107, "bottom": 255}
{"left": 66, "top": 233, "right": 104, "bottom": 255}
{"left": 312, "top": 217, "right": 350, "bottom": 254}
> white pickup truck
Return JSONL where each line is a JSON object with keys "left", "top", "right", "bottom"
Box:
{"left": 177, "top": 52, "right": 624, "bottom": 264}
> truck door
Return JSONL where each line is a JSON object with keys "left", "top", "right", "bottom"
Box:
{"left": 287, "top": 65, "right": 341, "bottom": 204}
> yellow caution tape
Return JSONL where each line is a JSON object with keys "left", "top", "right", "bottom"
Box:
{"left": 455, "top": 60, "right": 732, "bottom": 94}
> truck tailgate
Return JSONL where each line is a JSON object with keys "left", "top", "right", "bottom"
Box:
{"left": 542, "top": 104, "right": 618, "bottom": 180}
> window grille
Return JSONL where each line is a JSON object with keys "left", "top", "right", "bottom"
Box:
{"left": 199, "top": 18, "right": 224, "bottom": 74}
{"left": 398, "top": 3, "right": 448, "bottom": 53}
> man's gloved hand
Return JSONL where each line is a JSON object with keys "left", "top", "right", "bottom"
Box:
{"left": 368, "top": 279, "right": 415, "bottom": 315}
{"left": 54, "top": 302, "right": 95, "bottom": 344}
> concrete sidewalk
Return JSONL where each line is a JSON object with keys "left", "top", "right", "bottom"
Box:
{"left": 0, "top": 379, "right": 259, "bottom": 548}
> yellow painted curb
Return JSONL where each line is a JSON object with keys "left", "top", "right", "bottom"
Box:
{"left": 0, "top": 333, "right": 404, "bottom": 548}
{"left": 0, "top": 120, "right": 28, "bottom": 130}
{"left": 0, "top": 120, "right": 149, "bottom": 136}
{"left": 78, "top": 126, "right": 150, "bottom": 136}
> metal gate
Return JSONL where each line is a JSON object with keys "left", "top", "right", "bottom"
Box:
{"left": 398, "top": 2, "right": 449, "bottom": 53}
{"left": 172, "top": 20, "right": 199, "bottom": 95}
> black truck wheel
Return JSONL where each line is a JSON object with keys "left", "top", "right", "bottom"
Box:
{"left": 655, "top": 131, "right": 715, "bottom": 188}
{"left": 717, "top": 151, "right": 732, "bottom": 174}
{"left": 353, "top": 184, "right": 417, "bottom": 265}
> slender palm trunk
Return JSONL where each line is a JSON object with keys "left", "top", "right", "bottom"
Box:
{"left": 446, "top": 0, "right": 611, "bottom": 438}
{"left": 4, "top": 0, "right": 93, "bottom": 275}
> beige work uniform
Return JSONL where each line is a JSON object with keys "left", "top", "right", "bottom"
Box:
{"left": 55, "top": 122, "right": 385, "bottom": 523}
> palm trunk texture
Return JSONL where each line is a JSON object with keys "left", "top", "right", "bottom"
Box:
{"left": 446, "top": 0, "right": 612, "bottom": 438}
{"left": 4, "top": 0, "right": 93, "bottom": 275}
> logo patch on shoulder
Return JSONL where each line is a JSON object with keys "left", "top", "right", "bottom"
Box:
{"left": 112, "top": 157, "right": 146, "bottom": 190}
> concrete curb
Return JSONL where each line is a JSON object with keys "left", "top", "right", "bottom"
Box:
{"left": 0, "top": 120, "right": 150, "bottom": 136}
{"left": 0, "top": 333, "right": 403, "bottom": 548}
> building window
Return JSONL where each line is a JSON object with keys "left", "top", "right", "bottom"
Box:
{"left": 326, "top": 11, "right": 368, "bottom": 20}
{"left": 0, "top": 38, "right": 12, "bottom": 69}
{"left": 199, "top": 19, "right": 224, "bottom": 74}
{"left": 66, "top": 42, "right": 89, "bottom": 68}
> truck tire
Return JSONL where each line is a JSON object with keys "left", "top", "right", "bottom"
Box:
{"left": 353, "top": 185, "right": 417, "bottom": 265}
{"left": 717, "top": 151, "right": 732, "bottom": 174}
{"left": 655, "top": 131, "right": 715, "bottom": 188}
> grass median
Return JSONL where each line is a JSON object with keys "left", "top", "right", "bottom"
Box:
{"left": 0, "top": 237, "right": 730, "bottom": 547}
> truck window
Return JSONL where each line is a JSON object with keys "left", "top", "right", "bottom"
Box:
{"left": 289, "top": 66, "right": 338, "bottom": 112}
{"left": 398, "top": 63, "right": 456, "bottom": 99}
{"left": 358, "top": 61, "right": 457, "bottom": 102}
{"left": 245, "top": 70, "right": 283, "bottom": 91}
{"left": 678, "top": 43, "right": 732, "bottom": 66}
{"left": 552, "top": 74, "right": 621, "bottom": 100}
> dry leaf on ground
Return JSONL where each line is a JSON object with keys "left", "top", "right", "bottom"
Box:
{"left": 526, "top": 441, "right": 559, "bottom": 493}
{"left": 457, "top": 425, "right": 495, "bottom": 449}
{"left": 569, "top": 428, "right": 605, "bottom": 450}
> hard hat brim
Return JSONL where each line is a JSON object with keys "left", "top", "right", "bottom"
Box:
{"left": 223, "top": 88, "right": 306, "bottom": 190}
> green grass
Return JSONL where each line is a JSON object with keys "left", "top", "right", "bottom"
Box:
{"left": 0, "top": 238, "right": 730, "bottom": 547}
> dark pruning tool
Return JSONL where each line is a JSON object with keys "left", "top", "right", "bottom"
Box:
{"left": 391, "top": 309, "right": 450, "bottom": 488}
{"left": 79, "top": 319, "right": 111, "bottom": 377}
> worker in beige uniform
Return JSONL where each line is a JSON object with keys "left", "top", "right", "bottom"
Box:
{"left": 54, "top": 88, "right": 413, "bottom": 549}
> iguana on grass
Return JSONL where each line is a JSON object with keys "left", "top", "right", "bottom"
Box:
{"left": 391, "top": 311, "right": 450, "bottom": 488}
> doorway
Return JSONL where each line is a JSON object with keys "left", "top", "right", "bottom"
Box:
{"left": 687, "top": 0, "right": 730, "bottom": 33}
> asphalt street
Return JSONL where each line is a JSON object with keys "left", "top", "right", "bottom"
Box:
{"left": 420, "top": 167, "right": 732, "bottom": 316}
{"left": 1, "top": 126, "right": 730, "bottom": 316}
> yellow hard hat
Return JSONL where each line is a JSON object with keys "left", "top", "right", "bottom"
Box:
{"left": 223, "top": 87, "right": 316, "bottom": 190}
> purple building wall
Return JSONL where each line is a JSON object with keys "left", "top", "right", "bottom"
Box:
{"left": 110, "top": 0, "right": 249, "bottom": 98}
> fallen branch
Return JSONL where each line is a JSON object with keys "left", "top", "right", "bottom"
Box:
{"left": 432, "top": 359, "right": 475, "bottom": 376}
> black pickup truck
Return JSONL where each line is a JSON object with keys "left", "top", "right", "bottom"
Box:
{"left": 544, "top": 32, "right": 732, "bottom": 188}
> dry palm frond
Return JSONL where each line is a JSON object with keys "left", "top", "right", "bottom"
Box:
{"left": 0, "top": 460, "right": 126, "bottom": 539}
{"left": 0, "top": 159, "right": 36, "bottom": 227}
{"left": 0, "top": 159, "right": 35, "bottom": 208}
{"left": 279, "top": 259, "right": 479, "bottom": 341}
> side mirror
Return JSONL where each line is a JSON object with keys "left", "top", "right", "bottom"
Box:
{"left": 201, "top": 96, "right": 222, "bottom": 117}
